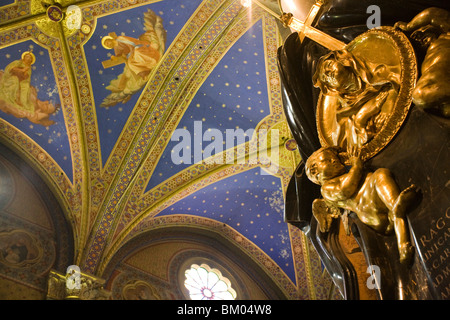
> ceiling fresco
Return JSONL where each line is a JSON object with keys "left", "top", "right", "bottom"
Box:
{"left": 0, "top": 0, "right": 330, "bottom": 299}
{"left": 0, "top": 39, "right": 72, "bottom": 180}
{"left": 84, "top": 0, "right": 203, "bottom": 165}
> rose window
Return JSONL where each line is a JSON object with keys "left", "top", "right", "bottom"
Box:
{"left": 184, "top": 264, "right": 237, "bottom": 300}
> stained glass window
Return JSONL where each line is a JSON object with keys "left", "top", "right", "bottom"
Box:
{"left": 184, "top": 264, "right": 237, "bottom": 300}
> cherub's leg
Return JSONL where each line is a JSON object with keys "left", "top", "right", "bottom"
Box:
{"left": 391, "top": 185, "right": 416, "bottom": 264}
{"left": 373, "top": 169, "right": 400, "bottom": 211}
{"left": 373, "top": 169, "right": 416, "bottom": 263}
{"left": 354, "top": 91, "right": 388, "bottom": 129}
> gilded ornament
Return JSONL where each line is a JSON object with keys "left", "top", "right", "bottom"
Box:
{"left": 31, "top": 0, "right": 84, "bottom": 38}
{"left": 47, "top": 5, "right": 64, "bottom": 22}
{"left": 314, "top": 27, "right": 417, "bottom": 163}
{"left": 122, "top": 280, "right": 161, "bottom": 300}
{"left": 80, "top": 24, "right": 91, "bottom": 35}
{"left": 305, "top": 146, "right": 417, "bottom": 264}
{"left": 395, "top": 7, "right": 450, "bottom": 117}
{"left": 284, "top": 138, "right": 297, "bottom": 151}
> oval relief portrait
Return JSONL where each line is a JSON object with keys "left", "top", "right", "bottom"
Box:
{"left": 314, "top": 26, "right": 417, "bottom": 163}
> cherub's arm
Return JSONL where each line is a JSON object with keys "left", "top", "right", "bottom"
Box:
{"left": 395, "top": 7, "right": 449, "bottom": 33}
{"left": 322, "top": 156, "right": 363, "bottom": 201}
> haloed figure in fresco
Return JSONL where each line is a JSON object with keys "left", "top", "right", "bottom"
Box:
{"left": 100, "top": 9, "right": 166, "bottom": 108}
{"left": 0, "top": 51, "right": 57, "bottom": 126}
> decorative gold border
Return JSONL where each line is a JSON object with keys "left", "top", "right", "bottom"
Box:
{"left": 81, "top": 0, "right": 246, "bottom": 273}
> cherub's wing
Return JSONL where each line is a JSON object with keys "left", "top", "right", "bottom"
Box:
{"left": 100, "top": 66, "right": 147, "bottom": 107}
{"left": 312, "top": 199, "right": 341, "bottom": 233}
{"left": 141, "top": 9, "right": 167, "bottom": 55}
{"left": 101, "top": 10, "right": 167, "bottom": 108}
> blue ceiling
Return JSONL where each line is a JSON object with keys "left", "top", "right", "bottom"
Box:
{"left": 146, "top": 18, "right": 270, "bottom": 191}
{"left": 158, "top": 166, "right": 296, "bottom": 282}
{"left": 0, "top": 0, "right": 303, "bottom": 290}
{"left": 0, "top": 40, "right": 72, "bottom": 181}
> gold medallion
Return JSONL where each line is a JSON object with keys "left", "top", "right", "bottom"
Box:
{"left": 315, "top": 26, "right": 417, "bottom": 163}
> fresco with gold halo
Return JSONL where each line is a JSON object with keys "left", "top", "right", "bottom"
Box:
{"left": 84, "top": 0, "right": 203, "bottom": 164}
{"left": 0, "top": 40, "right": 72, "bottom": 181}
{"left": 0, "top": 0, "right": 336, "bottom": 300}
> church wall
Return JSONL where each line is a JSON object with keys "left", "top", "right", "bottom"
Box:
{"left": 0, "top": 144, "right": 74, "bottom": 299}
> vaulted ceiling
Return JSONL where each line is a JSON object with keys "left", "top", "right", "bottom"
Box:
{"left": 0, "top": 0, "right": 335, "bottom": 299}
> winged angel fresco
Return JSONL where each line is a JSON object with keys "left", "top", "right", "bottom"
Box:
{"left": 100, "top": 9, "right": 166, "bottom": 108}
{"left": 305, "top": 145, "right": 417, "bottom": 264}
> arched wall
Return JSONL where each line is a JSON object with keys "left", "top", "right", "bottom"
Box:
{"left": 0, "top": 143, "right": 74, "bottom": 299}
{"left": 103, "top": 224, "right": 290, "bottom": 300}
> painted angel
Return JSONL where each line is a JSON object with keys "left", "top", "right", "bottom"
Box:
{"left": 395, "top": 7, "right": 450, "bottom": 117}
{"left": 100, "top": 9, "right": 166, "bottom": 107}
{"left": 312, "top": 49, "right": 400, "bottom": 149}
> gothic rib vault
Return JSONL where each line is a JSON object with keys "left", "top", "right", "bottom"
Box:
{"left": 0, "top": 0, "right": 337, "bottom": 299}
